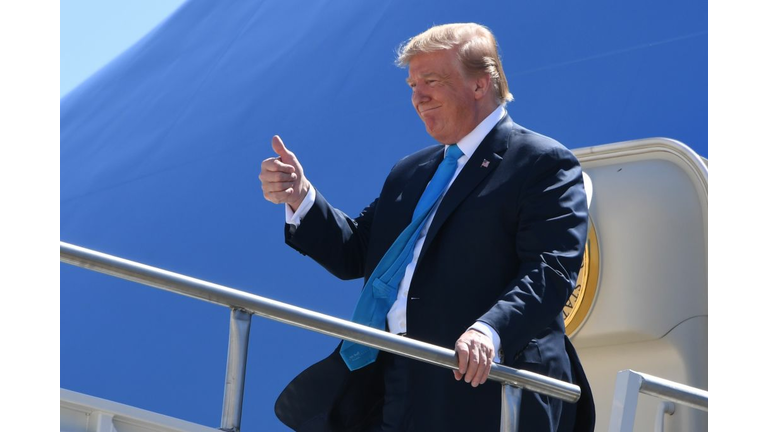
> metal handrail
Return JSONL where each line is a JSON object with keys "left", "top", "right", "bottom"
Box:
{"left": 634, "top": 371, "right": 707, "bottom": 411}
{"left": 61, "top": 241, "right": 581, "bottom": 431}
{"left": 608, "top": 369, "right": 708, "bottom": 432}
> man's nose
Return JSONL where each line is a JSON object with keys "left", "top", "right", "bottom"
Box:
{"left": 412, "top": 86, "right": 430, "bottom": 104}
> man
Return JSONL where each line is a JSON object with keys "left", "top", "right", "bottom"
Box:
{"left": 260, "top": 23, "right": 594, "bottom": 432}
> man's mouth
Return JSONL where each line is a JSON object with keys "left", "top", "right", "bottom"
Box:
{"left": 419, "top": 106, "right": 441, "bottom": 114}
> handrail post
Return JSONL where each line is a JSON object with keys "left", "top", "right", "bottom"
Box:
{"left": 500, "top": 383, "right": 522, "bottom": 432}
{"left": 220, "top": 308, "right": 252, "bottom": 432}
{"left": 608, "top": 369, "right": 643, "bottom": 432}
{"left": 654, "top": 401, "right": 675, "bottom": 432}
{"left": 608, "top": 369, "right": 706, "bottom": 432}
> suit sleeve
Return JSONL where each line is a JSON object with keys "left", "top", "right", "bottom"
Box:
{"left": 477, "top": 146, "right": 589, "bottom": 359}
{"left": 285, "top": 190, "right": 377, "bottom": 281}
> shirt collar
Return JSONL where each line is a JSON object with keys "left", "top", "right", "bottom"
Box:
{"left": 449, "top": 104, "right": 507, "bottom": 160}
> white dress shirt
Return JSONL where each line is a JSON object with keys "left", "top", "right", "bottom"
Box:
{"left": 287, "top": 104, "right": 507, "bottom": 361}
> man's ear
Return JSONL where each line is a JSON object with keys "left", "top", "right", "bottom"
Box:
{"left": 473, "top": 73, "right": 492, "bottom": 100}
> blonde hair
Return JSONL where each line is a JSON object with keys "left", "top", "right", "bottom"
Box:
{"left": 396, "top": 23, "right": 513, "bottom": 103}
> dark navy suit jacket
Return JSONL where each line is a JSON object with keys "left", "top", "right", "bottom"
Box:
{"left": 275, "top": 116, "right": 595, "bottom": 431}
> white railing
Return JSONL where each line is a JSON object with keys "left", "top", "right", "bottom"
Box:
{"left": 608, "top": 369, "right": 708, "bottom": 432}
{"left": 60, "top": 241, "right": 582, "bottom": 432}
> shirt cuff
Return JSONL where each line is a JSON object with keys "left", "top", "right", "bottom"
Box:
{"left": 469, "top": 321, "right": 502, "bottom": 363}
{"left": 285, "top": 184, "right": 316, "bottom": 227}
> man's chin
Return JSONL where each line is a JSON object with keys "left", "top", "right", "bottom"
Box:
{"left": 426, "top": 132, "right": 453, "bottom": 145}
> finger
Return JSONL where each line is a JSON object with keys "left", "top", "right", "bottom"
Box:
{"left": 455, "top": 341, "right": 469, "bottom": 377}
{"left": 464, "top": 343, "right": 480, "bottom": 384}
{"left": 262, "top": 181, "right": 296, "bottom": 193}
{"left": 272, "top": 135, "right": 292, "bottom": 159}
{"left": 262, "top": 158, "right": 296, "bottom": 174}
{"left": 259, "top": 170, "right": 297, "bottom": 183}
{"left": 264, "top": 188, "right": 295, "bottom": 204}
{"left": 472, "top": 349, "right": 489, "bottom": 387}
{"left": 479, "top": 353, "right": 492, "bottom": 385}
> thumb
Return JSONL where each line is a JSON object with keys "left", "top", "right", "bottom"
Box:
{"left": 272, "top": 135, "right": 292, "bottom": 159}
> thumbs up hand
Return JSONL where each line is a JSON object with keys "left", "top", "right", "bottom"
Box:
{"left": 259, "top": 135, "right": 311, "bottom": 211}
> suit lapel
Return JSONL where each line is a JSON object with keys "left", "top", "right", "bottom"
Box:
{"left": 419, "top": 116, "right": 512, "bottom": 260}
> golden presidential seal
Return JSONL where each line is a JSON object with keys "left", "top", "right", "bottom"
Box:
{"left": 563, "top": 220, "right": 600, "bottom": 336}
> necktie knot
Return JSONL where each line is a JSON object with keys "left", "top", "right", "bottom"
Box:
{"left": 410, "top": 144, "right": 463, "bottom": 220}
{"left": 445, "top": 144, "right": 463, "bottom": 163}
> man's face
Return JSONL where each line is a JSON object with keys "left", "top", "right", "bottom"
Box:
{"left": 407, "top": 49, "right": 480, "bottom": 144}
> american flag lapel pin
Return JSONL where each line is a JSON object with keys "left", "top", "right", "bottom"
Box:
{"left": 481, "top": 159, "right": 490, "bottom": 168}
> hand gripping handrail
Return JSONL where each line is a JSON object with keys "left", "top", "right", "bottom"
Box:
{"left": 60, "top": 241, "right": 580, "bottom": 432}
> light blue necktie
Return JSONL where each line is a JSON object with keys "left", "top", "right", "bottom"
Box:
{"left": 340, "top": 144, "right": 464, "bottom": 370}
